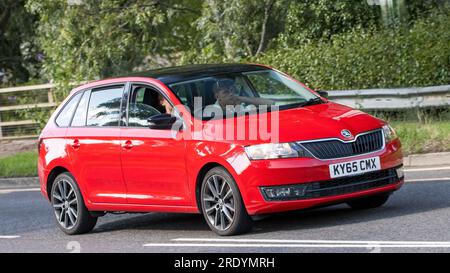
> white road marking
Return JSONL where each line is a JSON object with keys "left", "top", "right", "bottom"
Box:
{"left": 406, "top": 177, "right": 450, "bottom": 182}
{"left": 143, "top": 238, "right": 450, "bottom": 249}
{"left": 173, "top": 238, "right": 450, "bottom": 245}
{"left": 143, "top": 243, "right": 450, "bottom": 249}
{"left": 405, "top": 166, "right": 450, "bottom": 172}
{"left": 0, "top": 188, "right": 40, "bottom": 194}
{"left": 0, "top": 236, "right": 20, "bottom": 239}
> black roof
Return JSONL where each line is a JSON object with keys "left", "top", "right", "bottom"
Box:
{"left": 123, "top": 63, "right": 268, "bottom": 85}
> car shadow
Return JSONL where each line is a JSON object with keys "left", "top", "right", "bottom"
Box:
{"left": 92, "top": 181, "right": 450, "bottom": 235}
{"left": 93, "top": 212, "right": 209, "bottom": 234}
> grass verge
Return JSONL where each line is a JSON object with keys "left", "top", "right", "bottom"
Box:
{"left": 392, "top": 121, "right": 450, "bottom": 155}
{"left": 0, "top": 151, "right": 38, "bottom": 178}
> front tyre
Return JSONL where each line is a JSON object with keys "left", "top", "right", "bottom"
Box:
{"left": 346, "top": 193, "right": 391, "bottom": 210}
{"left": 200, "top": 167, "right": 252, "bottom": 236}
{"left": 51, "top": 172, "right": 97, "bottom": 235}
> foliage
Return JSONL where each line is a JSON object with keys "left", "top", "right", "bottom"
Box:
{"left": 21, "top": 0, "right": 203, "bottom": 127}
{"left": 25, "top": 0, "right": 449, "bottom": 91}
{"left": 277, "top": 0, "right": 380, "bottom": 47}
{"left": 2, "top": 0, "right": 447, "bottom": 132}
{"left": 26, "top": 0, "right": 201, "bottom": 97}
{"left": 252, "top": 11, "right": 450, "bottom": 90}
{"left": 182, "top": 0, "right": 289, "bottom": 63}
{"left": 7, "top": 0, "right": 448, "bottom": 90}
{"left": 0, "top": 0, "right": 42, "bottom": 86}
{"left": 405, "top": 0, "right": 450, "bottom": 20}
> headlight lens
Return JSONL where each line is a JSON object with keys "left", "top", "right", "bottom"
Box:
{"left": 382, "top": 124, "right": 397, "bottom": 143}
{"left": 245, "top": 142, "right": 312, "bottom": 160}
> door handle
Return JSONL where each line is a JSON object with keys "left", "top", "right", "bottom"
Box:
{"left": 123, "top": 140, "right": 133, "bottom": 149}
{"left": 72, "top": 139, "right": 81, "bottom": 149}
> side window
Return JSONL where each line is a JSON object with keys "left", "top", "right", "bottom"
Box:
{"left": 71, "top": 90, "right": 90, "bottom": 127}
{"left": 55, "top": 92, "right": 82, "bottom": 127}
{"left": 128, "top": 86, "right": 164, "bottom": 127}
{"left": 86, "top": 86, "right": 124, "bottom": 127}
{"left": 172, "top": 84, "right": 189, "bottom": 106}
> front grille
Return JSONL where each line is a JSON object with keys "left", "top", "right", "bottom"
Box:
{"left": 301, "top": 130, "right": 384, "bottom": 160}
{"left": 261, "top": 168, "right": 400, "bottom": 201}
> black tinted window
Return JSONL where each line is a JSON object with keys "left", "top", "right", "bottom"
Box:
{"left": 87, "top": 86, "right": 124, "bottom": 127}
{"left": 71, "top": 91, "right": 90, "bottom": 127}
{"left": 55, "top": 92, "right": 82, "bottom": 127}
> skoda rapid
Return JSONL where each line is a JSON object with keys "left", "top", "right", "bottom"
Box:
{"left": 38, "top": 64, "right": 404, "bottom": 235}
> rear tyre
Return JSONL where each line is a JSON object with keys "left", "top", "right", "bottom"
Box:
{"left": 346, "top": 193, "right": 391, "bottom": 210}
{"left": 51, "top": 172, "right": 97, "bottom": 235}
{"left": 200, "top": 167, "right": 252, "bottom": 236}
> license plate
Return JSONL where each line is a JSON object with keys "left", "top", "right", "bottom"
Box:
{"left": 329, "top": 156, "right": 381, "bottom": 178}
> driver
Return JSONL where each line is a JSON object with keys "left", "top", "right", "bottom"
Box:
{"left": 213, "top": 79, "right": 274, "bottom": 110}
{"left": 158, "top": 93, "right": 173, "bottom": 114}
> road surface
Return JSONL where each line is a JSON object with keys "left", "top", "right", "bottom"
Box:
{"left": 1, "top": 166, "right": 450, "bottom": 253}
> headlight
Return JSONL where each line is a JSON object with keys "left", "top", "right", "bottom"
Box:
{"left": 244, "top": 142, "right": 312, "bottom": 160}
{"left": 382, "top": 124, "right": 397, "bottom": 143}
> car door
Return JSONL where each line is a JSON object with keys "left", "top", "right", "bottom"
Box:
{"left": 120, "top": 84, "right": 190, "bottom": 206}
{"left": 66, "top": 85, "right": 127, "bottom": 204}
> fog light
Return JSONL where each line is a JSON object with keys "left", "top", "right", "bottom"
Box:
{"left": 396, "top": 166, "right": 404, "bottom": 179}
{"left": 261, "top": 184, "right": 308, "bottom": 201}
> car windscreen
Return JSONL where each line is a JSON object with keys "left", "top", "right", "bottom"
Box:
{"left": 168, "top": 69, "right": 320, "bottom": 120}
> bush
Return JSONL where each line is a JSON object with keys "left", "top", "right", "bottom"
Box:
{"left": 252, "top": 12, "right": 450, "bottom": 90}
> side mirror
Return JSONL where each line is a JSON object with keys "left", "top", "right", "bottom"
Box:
{"left": 316, "top": 90, "right": 329, "bottom": 99}
{"left": 148, "top": 114, "right": 178, "bottom": 130}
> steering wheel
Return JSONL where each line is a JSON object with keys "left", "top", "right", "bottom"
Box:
{"left": 193, "top": 104, "right": 223, "bottom": 119}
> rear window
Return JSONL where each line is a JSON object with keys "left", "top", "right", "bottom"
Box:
{"left": 55, "top": 92, "right": 82, "bottom": 127}
{"left": 71, "top": 90, "right": 90, "bottom": 127}
{"left": 86, "top": 86, "right": 124, "bottom": 127}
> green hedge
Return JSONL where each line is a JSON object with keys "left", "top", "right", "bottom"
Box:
{"left": 252, "top": 13, "right": 450, "bottom": 90}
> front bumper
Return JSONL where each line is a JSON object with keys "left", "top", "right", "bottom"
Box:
{"left": 237, "top": 138, "right": 403, "bottom": 215}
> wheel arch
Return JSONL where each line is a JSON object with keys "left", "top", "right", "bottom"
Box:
{"left": 195, "top": 162, "right": 222, "bottom": 213}
{"left": 46, "top": 166, "right": 71, "bottom": 200}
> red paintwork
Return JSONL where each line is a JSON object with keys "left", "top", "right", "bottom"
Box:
{"left": 38, "top": 66, "right": 403, "bottom": 216}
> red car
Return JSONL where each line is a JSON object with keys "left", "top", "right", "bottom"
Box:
{"left": 38, "top": 64, "right": 404, "bottom": 236}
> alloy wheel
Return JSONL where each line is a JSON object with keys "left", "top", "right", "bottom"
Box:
{"left": 202, "top": 174, "right": 236, "bottom": 231}
{"left": 52, "top": 179, "right": 78, "bottom": 229}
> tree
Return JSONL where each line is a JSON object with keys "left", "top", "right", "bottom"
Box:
{"left": 182, "top": 0, "right": 289, "bottom": 63}
{"left": 405, "top": 0, "right": 450, "bottom": 20}
{"left": 26, "top": 0, "right": 201, "bottom": 98}
{"left": 24, "top": 0, "right": 448, "bottom": 90}
{"left": 278, "top": 0, "right": 381, "bottom": 47}
{"left": 0, "top": 0, "right": 41, "bottom": 85}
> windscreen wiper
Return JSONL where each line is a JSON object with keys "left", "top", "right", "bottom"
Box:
{"left": 281, "top": 97, "right": 325, "bottom": 110}
{"left": 298, "top": 97, "right": 325, "bottom": 107}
